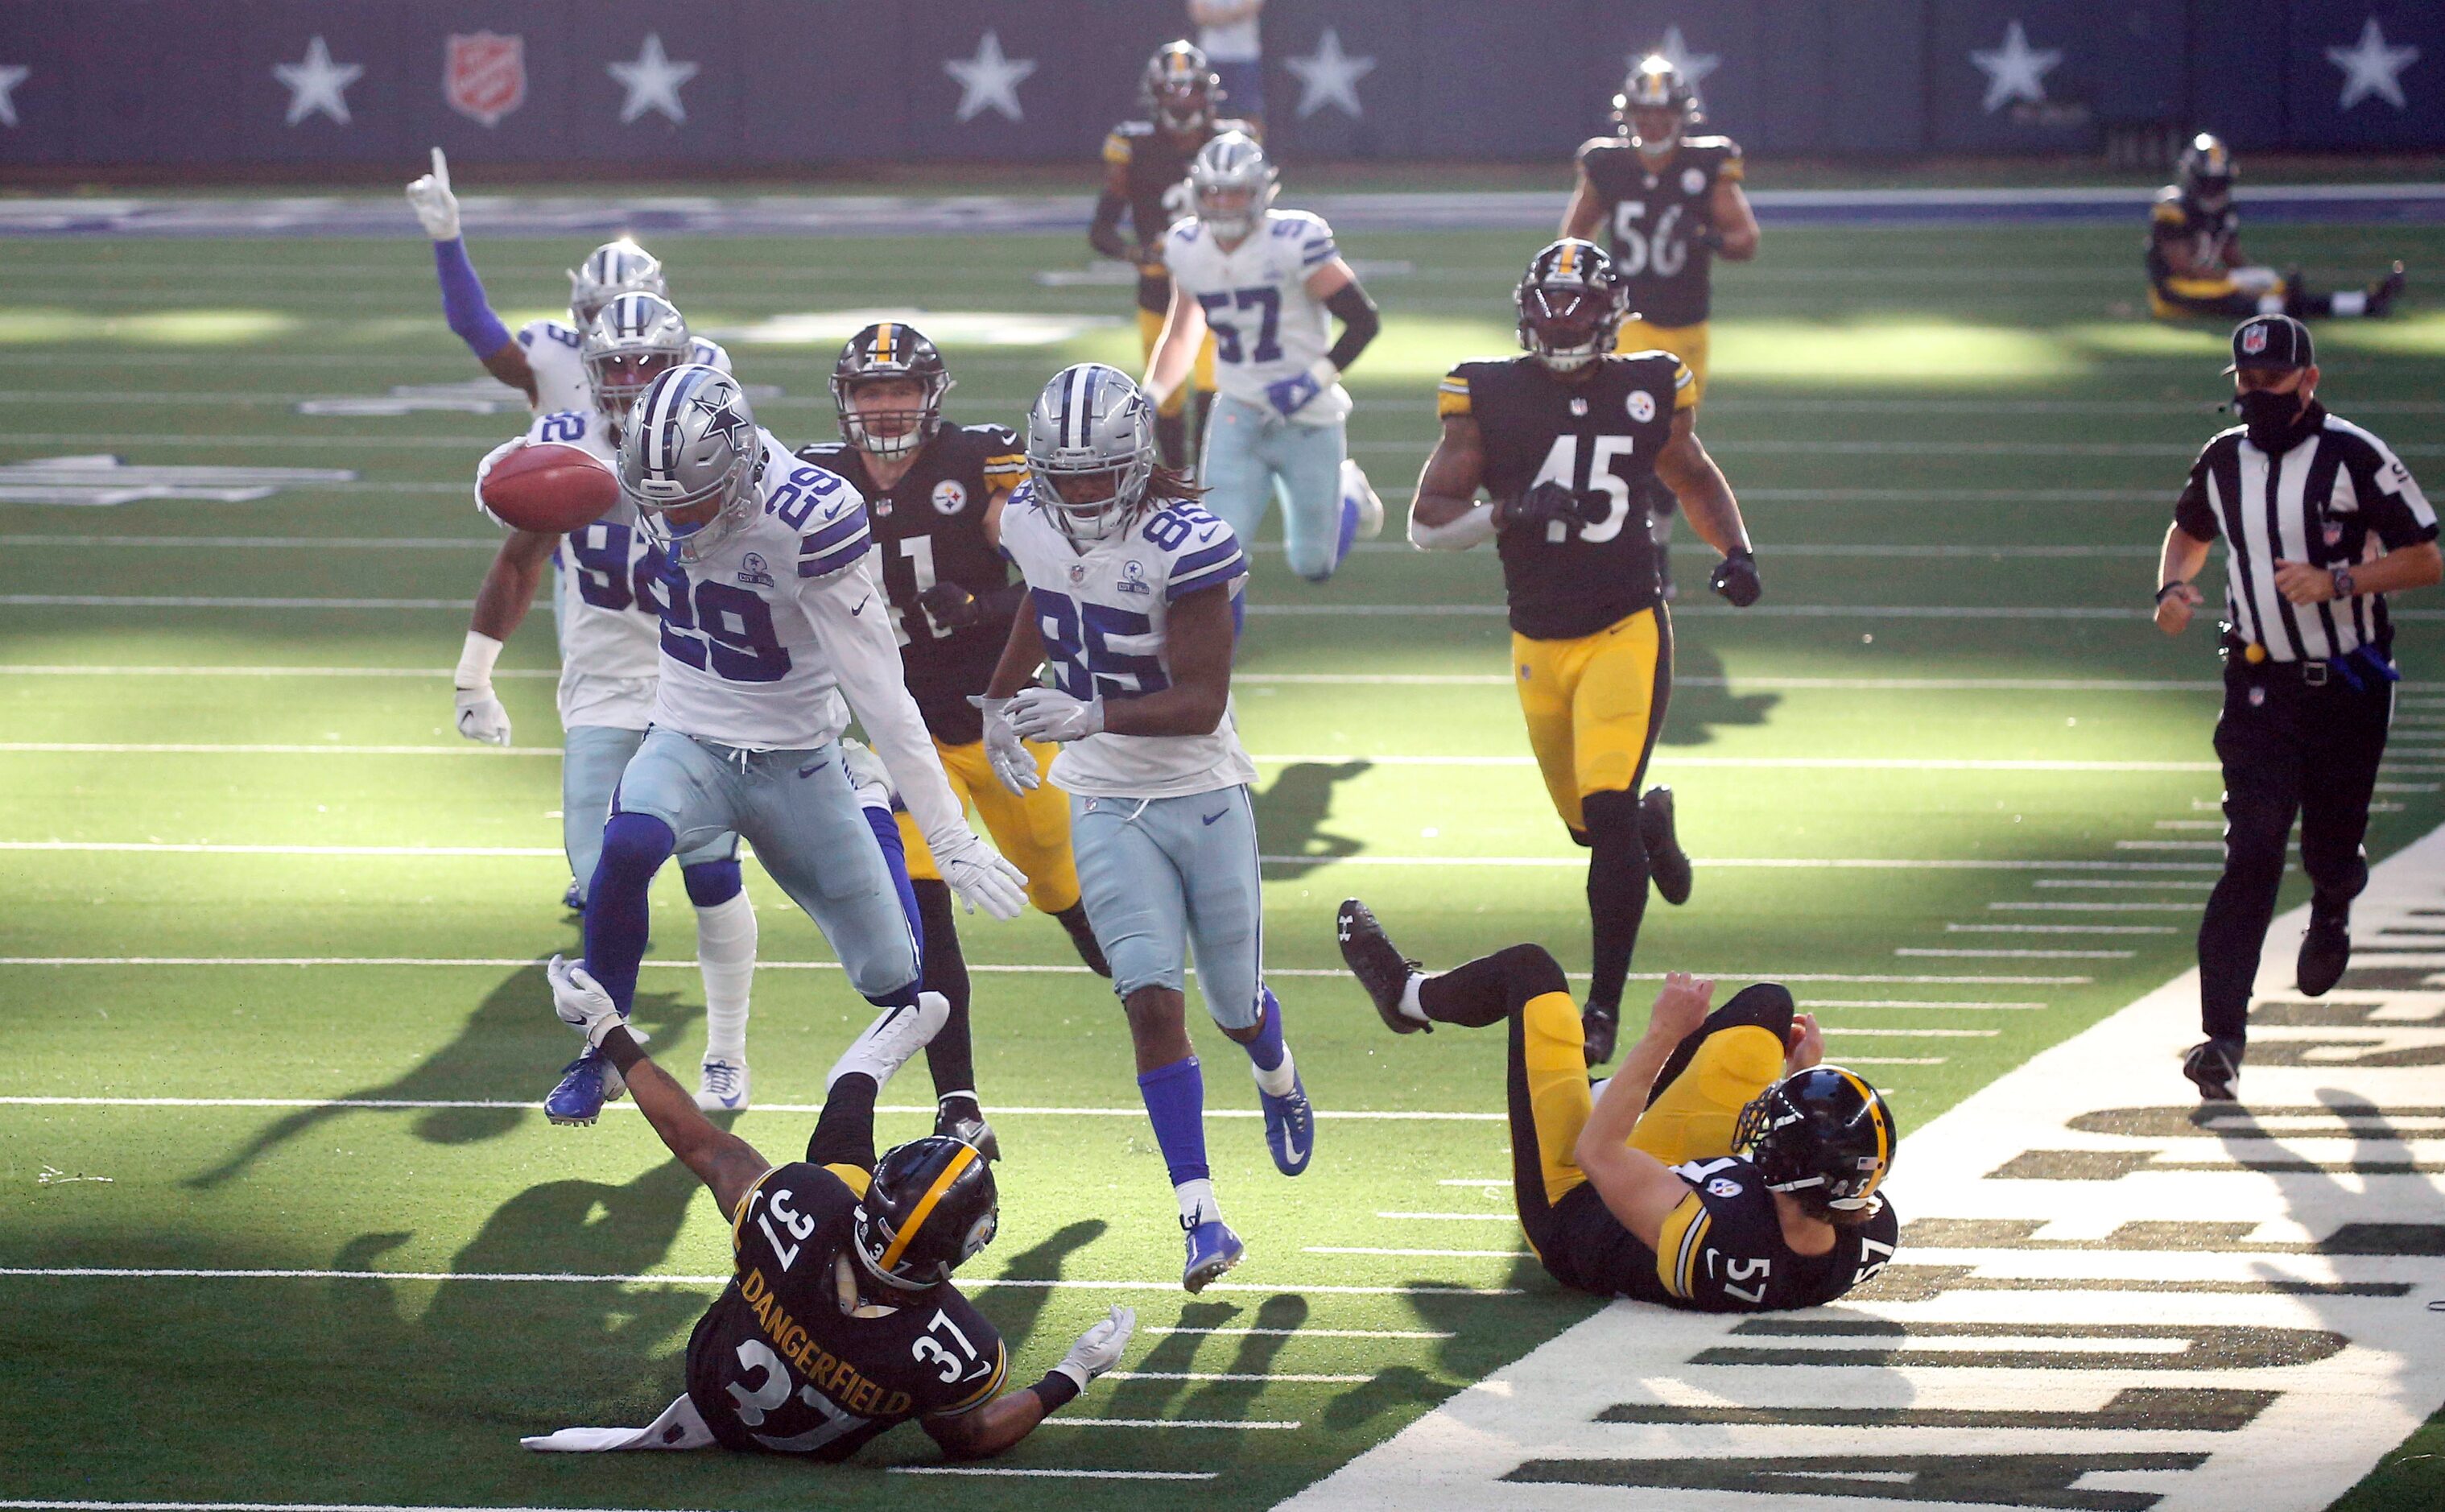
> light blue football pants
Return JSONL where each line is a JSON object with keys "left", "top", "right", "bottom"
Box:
{"left": 1200, "top": 395, "right": 1348, "bottom": 582}
{"left": 610, "top": 729, "right": 919, "bottom": 998}
{"left": 1070, "top": 784, "right": 1266, "bottom": 1030}
{"left": 562, "top": 724, "right": 736, "bottom": 905}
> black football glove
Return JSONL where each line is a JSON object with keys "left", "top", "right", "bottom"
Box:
{"left": 1709, "top": 548, "right": 1762, "bottom": 608}
{"left": 1506, "top": 481, "right": 1583, "bottom": 533}
{"left": 1693, "top": 225, "right": 1726, "bottom": 253}
{"left": 919, "top": 581, "right": 981, "bottom": 630}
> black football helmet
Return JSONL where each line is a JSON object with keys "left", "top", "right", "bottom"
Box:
{"left": 1733, "top": 1065, "right": 1898, "bottom": 1224}
{"left": 851, "top": 1135, "right": 999, "bottom": 1291}
{"left": 1516, "top": 238, "right": 1627, "bottom": 372}
{"left": 2179, "top": 132, "right": 2237, "bottom": 212}
{"left": 831, "top": 320, "right": 952, "bottom": 461}
{"left": 1612, "top": 52, "right": 1702, "bottom": 153}
{"left": 1143, "top": 39, "right": 1223, "bottom": 134}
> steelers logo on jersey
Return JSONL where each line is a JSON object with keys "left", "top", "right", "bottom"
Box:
{"left": 1627, "top": 390, "right": 1658, "bottom": 423}
{"left": 932, "top": 478, "right": 968, "bottom": 515}
{"left": 1681, "top": 166, "right": 1707, "bottom": 195}
{"left": 1708, "top": 1176, "right": 1744, "bottom": 1198}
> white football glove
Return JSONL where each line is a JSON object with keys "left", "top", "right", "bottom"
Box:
{"left": 547, "top": 954, "right": 625, "bottom": 1047}
{"left": 1050, "top": 1304, "right": 1137, "bottom": 1391}
{"left": 969, "top": 696, "right": 1040, "bottom": 795}
{"left": 1008, "top": 685, "right": 1105, "bottom": 743}
{"left": 931, "top": 828, "right": 1030, "bottom": 920}
{"left": 455, "top": 684, "right": 512, "bottom": 746}
{"left": 405, "top": 147, "right": 461, "bottom": 242}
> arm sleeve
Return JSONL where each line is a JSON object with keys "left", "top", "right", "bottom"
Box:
{"left": 434, "top": 237, "right": 512, "bottom": 359}
{"left": 2356, "top": 436, "right": 2440, "bottom": 550}
{"left": 1090, "top": 189, "right": 1133, "bottom": 261}
{"left": 1323, "top": 281, "right": 1379, "bottom": 374}
{"left": 798, "top": 559, "right": 973, "bottom": 848}
{"left": 2173, "top": 451, "right": 2221, "bottom": 542}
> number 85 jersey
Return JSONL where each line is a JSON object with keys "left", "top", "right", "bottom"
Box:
{"left": 998, "top": 486, "right": 1259, "bottom": 799}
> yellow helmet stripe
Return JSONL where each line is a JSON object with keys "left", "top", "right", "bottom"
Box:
{"left": 875, "top": 322, "right": 894, "bottom": 364}
{"left": 1556, "top": 243, "right": 1576, "bottom": 279}
{"left": 1833, "top": 1067, "right": 1891, "bottom": 1178}
{"left": 878, "top": 1142, "right": 979, "bottom": 1272}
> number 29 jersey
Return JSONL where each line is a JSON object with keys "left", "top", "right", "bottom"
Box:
{"left": 1161, "top": 209, "right": 1351, "bottom": 425}
{"left": 997, "top": 487, "right": 1258, "bottom": 799}
{"left": 1440, "top": 351, "right": 1693, "bottom": 640}
{"left": 684, "top": 1163, "right": 1008, "bottom": 1460}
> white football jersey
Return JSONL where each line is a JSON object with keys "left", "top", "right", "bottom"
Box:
{"left": 646, "top": 432, "right": 974, "bottom": 847}
{"left": 1162, "top": 209, "right": 1350, "bottom": 425}
{"left": 998, "top": 487, "right": 1258, "bottom": 799}
{"left": 514, "top": 315, "right": 731, "bottom": 416}
{"left": 471, "top": 405, "right": 660, "bottom": 727}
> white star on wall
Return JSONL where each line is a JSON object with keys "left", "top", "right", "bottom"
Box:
{"left": 609, "top": 34, "right": 699, "bottom": 124}
{"left": 1968, "top": 19, "right": 2062, "bottom": 114}
{"left": 944, "top": 31, "right": 1037, "bottom": 123}
{"left": 274, "top": 35, "right": 363, "bottom": 126}
{"left": 2327, "top": 16, "right": 2420, "bottom": 112}
{"left": 0, "top": 64, "right": 27, "bottom": 129}
{"left": 1646, "top": 25, "right": 1719, "bottom": 89}
{"left": 1285, "top": 27, "right": 1375, "bottom": 119}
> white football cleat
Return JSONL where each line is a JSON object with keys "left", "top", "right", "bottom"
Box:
{"left": 828, "top": 991, "right": 950, "bottom": 1092}
{"left": 696, "top": 1057, "right": 750, "bottom": 1112}
{"left": 1341, "top": 457, "right": 1384, "bottom": 541}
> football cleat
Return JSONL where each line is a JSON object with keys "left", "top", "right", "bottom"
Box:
{"left": 1642, "top": 786, "right": 1694, "bottom": 906}
{"left": 544, "top": 1047, "right": 626, "bottom": 1126}
{"left": 1581, "top": 1003, "right": 1621, "bottom": 1066}
{"left": 561, "top": 880, "right": 584, "bottom": 913}
{"left": 1181, "top": 1217, "right": 1245, "bottom": 1293}
{"left": 2298, "top": 911, "right": 2351, "bottom": 997}
{"left": 1343, "top": 457, "right": 1385, "bottom": 541}
{"left": 1259, "top": 1070, "right": 1315, "bottom": 1177}
{"left": 695, "top": 1057, "right": 750, "bottom": 1113}
{"left": 935, "top": 1093, "right": 1003, "bottom": 1162}
{"left": 1337, "top": 898, "right": 1427, "bottom": 1034}
{"left": 2183, "top": 1036, "right": 2244, "bottom": 1102}
{"left": 828, "top": 991, "right": 951, "bottom": 1092}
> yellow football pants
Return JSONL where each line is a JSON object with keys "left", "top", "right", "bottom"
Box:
{"left": 1615, "top": 318, "right": 1709, "bottom": 407}
{"left": 897, "top": 737, "right": 1081, "bottom": 916}
{"left": 1138, "top": 308, "right": 1218, "bottom": 419}
{"left": 1514, "top": 607, "right": 1671, "bottom": 836}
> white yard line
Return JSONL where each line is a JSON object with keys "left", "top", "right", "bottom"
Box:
{"left": 1895, "top": 948, "right": 2135, "bottom": 959}
{"left": 1944, "top": 923, "right": 2178, "bottom": 934}
{"left": 0, "top": 1266, "right": 1516, "bottom": 1297}
{"left": 1992, "top": 901, "right": 2199, "bottom": 911}
{"left": 1144, "top": 1326, "right": 1454, "bottom": 1340}
{"left": 889, "top": 1468, "right": 1219, "bottom": 1480}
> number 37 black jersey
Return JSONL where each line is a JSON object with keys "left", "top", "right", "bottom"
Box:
{"left": 684, "top": 1163, "right": 1007, "bottom": 1460}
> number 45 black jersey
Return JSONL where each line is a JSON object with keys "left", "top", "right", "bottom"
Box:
{"left": 1440, "top": 351, "right": 1693, "bottom": 640}
{"left": 683, "top": 1163, "right": 1008, "bottom": 1460}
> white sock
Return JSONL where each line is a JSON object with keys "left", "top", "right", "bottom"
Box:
{"left": 1253, "top": 1045, "right": 1297, "bottom": 1099}
{"left": 694, "top": 892, "right": 758, "bottom": 1063}
{"left": 2333, "top": 290, "right": 2369, "bottom": 316}
{"left": 1398, "top": 973, "right": 1429, "bottom": 1025}
{"left": 1175, "top": 1177, "right": 1221, "bottom": 1229}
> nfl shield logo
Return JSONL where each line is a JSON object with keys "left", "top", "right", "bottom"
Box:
{"left": 2324, "top": 520, "right": 2345, "bottom": 547}
{"left": 446, "top": 32, "right": 527, "bottom": 127}
{"left": 2241, "top": 323, "right": 2269, "bottom": 356}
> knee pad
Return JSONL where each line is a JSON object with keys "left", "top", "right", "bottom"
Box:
{"left": 1580, "top": 790, "right": 1646, "bottom": 854}
{"left": 681, "top": 857, "right": 742, "bottom": 908}
{"left": 1493, "top": 942, "right": 1570, "bottom": 1003}
{"left": 597, "top": 812, "right": 676, "bottom": 889}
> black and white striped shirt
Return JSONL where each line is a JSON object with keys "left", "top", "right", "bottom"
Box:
{"left": 2174, "top": 406, "right": 2438, "bottom": 663}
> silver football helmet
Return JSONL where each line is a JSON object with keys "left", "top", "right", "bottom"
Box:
{"left": 1189, "top": 130, "right": 1275, "bottom": 241}
{"left": 619, "top": 365, "right": 764, "bottom": 567}
{"left": 1025, "top": 363, "right": 1158, "bottom": 543}
{"left": 568, "top": 238, "right": 667, "bottom": 325}
{"left": 581, "top": 292, "right": 692, "bottom": 435}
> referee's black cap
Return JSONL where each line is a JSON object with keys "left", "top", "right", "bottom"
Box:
{"left": 2225, "top": 313, "right": 2314, "bottom": 374}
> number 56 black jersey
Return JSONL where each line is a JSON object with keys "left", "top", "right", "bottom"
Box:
{"left": 683, "top": 1162, "right": 1007, "bottom": 1460}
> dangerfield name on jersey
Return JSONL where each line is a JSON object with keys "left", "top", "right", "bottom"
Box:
{"left": 1000, "top": 486, "right": 1259, "bottom": 799}
{"left": 684, "top": 1163, "right": 1006, "bottom": 1460}
{"left": 1559, "top": 1154, "right": 1900, "bottom": 1312}
{"left": 1104, "top": 115, "right": 1256, "bottom": 313}
{"left": 1575, "top": 134, "right": 1743, "bottom": 328}
{"left": 1441, "top": 351, "right": 1695, "bottom": 639}
{"left": 796, "top": 424, "right": 1029, "bottom": 746}
{"left": 518, "top": 316, "right": 731, "bottom": 416}
{"left": 1162, "top": 208, "right": 1351, "bottom": 424}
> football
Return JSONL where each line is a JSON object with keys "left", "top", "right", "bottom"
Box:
{"left": 478, "top": 441, "right": 620, "bottom": 534}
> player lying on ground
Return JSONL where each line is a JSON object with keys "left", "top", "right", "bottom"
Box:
{"left": 527, "top": 956, "right": 1135, "bottom": 1460}
{"left": 2146, "top": 134, "right": 2404, "bottom": 322}
{"left": 1338, "top": 900, "right": 1899, "bottom": 1310}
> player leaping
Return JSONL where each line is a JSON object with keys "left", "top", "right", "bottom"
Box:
{"left": 1410, "top": 239, "right": 1762, "bottom": 1066}
{"left": 979, "top": 364, "right": 1313, "bottom": 1291}
{"left": 1144, "top": 131, "right": 1385, "bottom": 585}
{"left": 543, "top": 365, "right": 1029, "bottom": 1126}
{"left": 1339, "top": 900, "right": 1900, "bottom": 1312}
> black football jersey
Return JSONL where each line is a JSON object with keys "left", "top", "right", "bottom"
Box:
{"left": 1558, "top": 1155, "right": 1901, "bottom": 1312}
{"left": 684, "top": 1163, "right": 1008, "bottom": 1460}
{"left": 2146, "top": 187, "right": 2239, "bottom": 285}
{"left": 1442, "top": 352, "right": 1692, "bottom": 639}
{"left": 1102, "top": 115, "right": 1256, "bottom": 314}
{"left": 797, "top": 424, "right": 1026, "bottom": 746}
{"left": 1576, "top": 134, "right": 1743, "bottom": 328}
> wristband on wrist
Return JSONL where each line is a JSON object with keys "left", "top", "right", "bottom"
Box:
{"left": 2154, "top": 582, "right": 2188, "bottom": 605}
{"left": 456, "top": 630, "right": 504, "bottom": 689}
{"left": 1030, "top": 1369, "right": 1084, "bottom": 1412}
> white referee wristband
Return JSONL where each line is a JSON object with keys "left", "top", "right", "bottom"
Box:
{"left": 456, "top": 630, "right": 504, "bottom": 690}
{"left": 1305, "top": 357, "right": 1340, "bottom": 386}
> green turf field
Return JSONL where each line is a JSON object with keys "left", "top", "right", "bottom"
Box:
{"left": 2, "top": 213, "right": 2442, "bottom": 1509}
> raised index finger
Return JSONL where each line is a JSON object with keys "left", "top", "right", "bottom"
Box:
{"left": 430, "top": 146, "right": 450, "bottom": 190}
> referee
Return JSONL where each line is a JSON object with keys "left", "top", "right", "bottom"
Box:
{"left": 2155, "top": 314, "right": 2441, "bottom": 1101}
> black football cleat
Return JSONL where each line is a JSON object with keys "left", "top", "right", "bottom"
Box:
{"left": 1582, "top": 1003, "right": 1621, "bottom": 1066}
{"left": 2298, "top": 911, "right": 2351, "bottom": 997}
{"left": 1337, "top": 898, "right": 1427, "bottom": 1034}
{"left": 2369, "top": 261, "right": 2407, "bottom": 317}
{"left": 935, "top": 1093, "right": 1002, "bottom": 1162}
{"left": 2183, "top": 1036, "right": 2244, "bottom": 1102}
{"left": 1642, "top": 786, "right": 1693, "bottom": 907}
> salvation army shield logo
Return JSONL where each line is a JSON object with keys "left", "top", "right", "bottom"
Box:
{"left": 446, "top": 32, "right": 527, "bottom": 127}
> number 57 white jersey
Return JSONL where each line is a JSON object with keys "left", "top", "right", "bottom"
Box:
{"left": 1162, "top": 208, "right": 1350, "bottom": 426}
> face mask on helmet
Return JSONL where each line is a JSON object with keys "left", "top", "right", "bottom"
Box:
{"left": 588, "top": 353, "right": 680, "bottom": 429}
{"left": 839, "top": 376, "right": 939, "bottom": 461}
{"left": 851, "top": 1138, "right": 1000, "bottom": 1291}
{"left": 620, "top": 366, "right": 762, "bottom": 567}
{"left": 569, "top": 241, "right": 667, "bottom": 326}
{"left": 1027, "top": 364, "right": 1158, "bottom": 542}
{"left": 1733, "top": 1068, "right": 1897, "bottom": 1225}
{"left": 1519, "top": 283, "right": 1619, "bottom": 370}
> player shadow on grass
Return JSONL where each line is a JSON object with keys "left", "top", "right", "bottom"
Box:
{"left": 976, "top": 1219, "right": 1109, "bottom": 1357}
{"left": 1654, "top": 642, "right": 1779, "bottom": 748}
{"left": 1102, "top": 1293, "right": 1306, "bottom": 1426}
{"left": 184, "top": 965, "right": 698, "bottom": 1191}
{"left": 1252, "top": 760, "right": 1373, "bottom": 879}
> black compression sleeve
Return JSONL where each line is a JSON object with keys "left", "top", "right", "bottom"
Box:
{"left": 1028, "top": 1371, "right": 1083, "bottom": 1413}
{"left": 1089, "top": 192, "right": 1133, "bottom": 261}
{"left": 973, "top": 580, "right": 1030, "bottom": 626}
{"left": 1324, "top": 282, "right": 1379, "bottom": 373}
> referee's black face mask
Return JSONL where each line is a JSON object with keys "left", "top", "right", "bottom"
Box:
{"left": 2232, "top": 373, "right": 2315, "bottom": 453}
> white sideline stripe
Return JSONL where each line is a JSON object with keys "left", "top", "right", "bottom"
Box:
{"left": 1944, "top": 923, "right": 2178, "bottom": 934}
{"left": 1146, "top": 1326, "right": 1455, "bottom": 1339}
{"left": 1047, "top": 1419, "right": 1300, "bottom": 1431}
{"left": 1105, "top": 1372, "right": 1372, "bottom": 1383}
{"left": 1993, "top": 901, "right": 2199, "bottom": 911}
{"left": 890, "top": 1469, "right": 1218, "bottom": 1480}
{"left": 1307, "top": 1247, "right": 1531, "bottom": 1259}
{"left": 1809, "top": 1056, "right": 1946, "bottom": 1065}
{"left": 2032, "top": 878, "right": 2214, "bottom": 889}
{"left": 1375, "top": 1213, "right": 1518, "bottom": 1223}
{"left": 1802, "top": 999, "right": 2043, "bottom": 1009}
{"left": 1896, "top": 948, "right": 2136, "bottom": 959}
{"left": 0, "top": 1266, "right": 1515, "bottom": 1297}
{"left": 1822, "top": 1027, "right": 1999, "bottom": 1036}
{"left": 0, "top": 962, "right": 2090, "bottom": 985}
